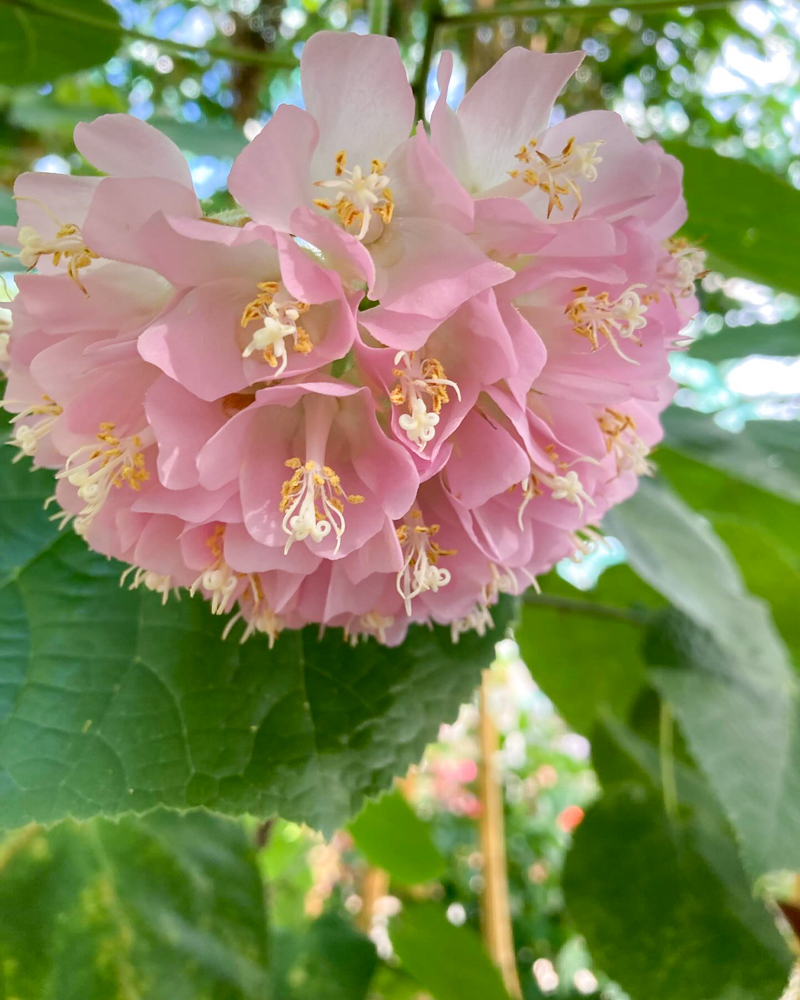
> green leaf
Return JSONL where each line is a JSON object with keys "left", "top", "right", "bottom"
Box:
{"left": 607, "top": 481, "right": 800, "bottom": 875}
{"left": 0, "top": 810, "right": 271, "bottom": 999}
{"left": 272, "top": 913, "right": 378, "bottom": 1000}
{"left": 0, "top": 1, "right": 122, "bottom": 86}
{"left": 662, "top": 406, "right": 800, "bottom": 504}
{"left": 148, "top": 118, "right": 248, "bottom": 160}
{"left": 667, "top": 142, "right": 800, "bottom": 295}
{"left": 348, "top": 788, "right": 447, "bottom": 885}
{"left": 656, "top": 447, "right": 800, "bottom": 563}
{"left": 390, "top": 902, "right": 510, "bottom": 1000}
{"left": 689, "top": 318, "right": 800, "bottom": 362}
{"left": 0, "top": 419, "right": 512, "bottom": 834}
{"left": 712, "top": 518, "right": 800, "bottom": 664}
{"left": 563, "top": 786, "right": 790, "bottom": 1000}
{"left": 518, "top": 567, "right": 661, "bottom": 735}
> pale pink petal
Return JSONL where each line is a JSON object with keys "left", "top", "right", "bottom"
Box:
{"left": 386, "top": 131, "right": 473, "bottom": 231}
{"left": 455, "top": 48, "right": 584, "bottom": 192}
{"left": 302, "top": 32, "right": 415, "bottom": 173}
{"left": 145, "top": 376, "right": 228, "bottom": 490}
{"left": 228, "top": 104, "right": 318, "bottom": 230}
{"left": 430, "top": 51, "right": 470, "bottom": 183}
{"left": 74, "top": 114, "right": 195, "bottom": 190}
{"left": 82, "top": 176, "right": 201, "bottom": 267}
{"left": 360, "top": 217, "right": 513, "bottom": 349}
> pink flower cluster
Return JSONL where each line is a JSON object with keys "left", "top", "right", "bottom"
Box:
{"left": 0, "top": 33, "right": 703, "bottom": 647}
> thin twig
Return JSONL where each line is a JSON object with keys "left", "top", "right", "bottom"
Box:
{"left": 524, "top": 591, "right": 652, "bottom": 625}
{"left": 6, "top": 0, "right": 298, "bottom": 69}
{"left": 440, "top": 0, "right": 731, "bottom": 27}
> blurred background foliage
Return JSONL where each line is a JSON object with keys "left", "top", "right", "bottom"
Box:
{"left": 0, "top": 0, "right": 799, "bottom": 998}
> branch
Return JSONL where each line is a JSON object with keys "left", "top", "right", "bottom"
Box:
{"left": 440, "top": 0, "right": 731, "bottom": 26}
{"left": 413, "top": 0, "right": 443, "bottom": 123}
{"left": 7, "top": 0, "right": 298, "bottom": 69}
{"left": 524, "top": 591, "right": 652, "bottom": 625}
{"left": 368, "top": 0, "right": 391, "bottom": 35}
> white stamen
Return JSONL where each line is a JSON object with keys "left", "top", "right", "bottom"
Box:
{"left": 56, "top": 423, "right": 152, "bottom": 531}
{"left": 451, "top": 604, "right": 494, "bottom": 642}
{"left": 314, "top": 152, "right": 393, "bottom": 241}
{"left": 280, "top": 458, "right": 363, "bottom": 556}
{"left": 120, "top": 565, "right": 177, "bottom": 605}
{"left": 345, "top": 611, "right": 395, "bottom": 647}
{"left": 4, "top": 397, "right": 62, "bottom": 460}
{"left": 518, "top": 462, "right": 596, "bottom": 528}
{"left": 396, "top": 516, "right": 454, "bottom": 615}
{"left": 391, "top": 351, "right": 461, "bottom": 453}
{"left": 240, "top": 284, "right": 311, "bottom": 377}
{"left": 510, "top": 136, "right": 603, "bottom": 218}
{"left": 566, "top": 284, "right": 648, "bottom": 363}
{"left": 222, "top": 576, "right": 282, "bottom": 646}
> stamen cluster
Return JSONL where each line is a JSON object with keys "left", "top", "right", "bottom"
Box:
{"left": 0, "top": 34, "right": 702, "bottom": 647}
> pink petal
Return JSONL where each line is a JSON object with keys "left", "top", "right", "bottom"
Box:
{"left": 360, "top": 217, "right": 513, "bottom": 349}
{"left": 228, "top": 104, "right": 318, "bottom": 230}
{"left": 302, "top": 32, "right": 415, "bottom": 174}
{"left": 456, "top": 48, "right": 584, "bottom": 192}
{"left": 145, "top": 375, "right": 228, "bottom": 489}
{"left": 82, "top": 176, "right": 201, "bottom": 268}
{"left": 74, "top": 114, "right": 195, "bottom": 190}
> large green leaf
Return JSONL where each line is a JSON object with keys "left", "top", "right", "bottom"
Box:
{"left": 689, "top": 319, "right": 800, "bottom": 362}
{"left": 667, "top": 142, "right": 800, "bottom": 295}
{"left": 607, "top": 481, "right": 800, "bottom": 876}
{"left": 0, "top": 424, "right": 513, "bottom": 834}
{"left": 348, "top": 787, "right": 447, "bottom": 885}
{"left": 272, "top": 914, "right": 378, "bottom": 1000}
{"left": 518, "top": 566, "right": 662, "bottom": 735}
{"left": 390, "top": 902, "right": 510, "bottom": 1000}
{"left": 0, "top": 0, "right": 121, "bottom": 86}
{"left": 563, "top": 786, "right": 790, "bottom": 1000}
{"left": 656, "top": 447, "right": 800, "bottom": 562}
{"left": 0, "top": 810, "right": 271, "bottom": 999}
{"left": 661, "top": 406, "right": 800, "bottom": 505}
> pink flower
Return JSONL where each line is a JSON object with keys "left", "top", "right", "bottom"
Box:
{"left": 228, "top": 31, "right": 513, "bottom": 346}
{"left": 0, "top": 35, "right": 704, "bottom": 648}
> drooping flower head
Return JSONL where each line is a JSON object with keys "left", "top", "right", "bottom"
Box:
{"left": 1, "top": 32, "right": 702, "bottom": 646}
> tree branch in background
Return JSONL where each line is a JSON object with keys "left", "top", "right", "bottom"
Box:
{"left": 440, "top": 0, "right": 731, "bottom": 27}
{"left": 413, "top": 0, "right": 442, "bottom": 122}
{"left": 368, "top": 0, "right": 391, "bottom": 35}
{"left": 478, "top": 670, "right": 523, "bottom": 998}
{"left": 5, "top": 0, "right": 298, "bottom": 68}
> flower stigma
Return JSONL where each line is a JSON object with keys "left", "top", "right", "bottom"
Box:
{"left": 314, "top": 150, "right": 394, "bottom": 241}
{"left": 508, "top": 136, "right": 603, "bottom": 218}
{"left": 566, "top": 284, "right": 648, "bottom": 362}
{"left": 396, "top": 510, "right": 456, "bottom": 615}
{"left": 240, "top": 281, "right": 312, "bottom": 376}
{"left": 280, "top": 458, "right": 364, "bottom": 555}
{"left": 390, "top": 351, "right": 461, "bottom": 452}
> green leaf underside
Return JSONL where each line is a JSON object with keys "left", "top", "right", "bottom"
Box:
{"left": 0, "top": 423, "right": 514, "bottom": 834}
{"left": 390, "top": 902, "right": 511, "bottom": 1000}
{"left": 563, "top": 786, "right": 790, "bottom": 1000}
{"left": 668, "top": 142, "right": 800, "bottom": 295}
{"left": 607, "top": 481, "right": 800, "bottom": 876}
{"left": 0, "top": 1, "right": 121, "bottom": 87}
{"left": 0, "top": 810, "right": 271, "bottom": 1000}
{"left": 689, "top": 318, "right": 800, "bottom": 362}
{"left": 518, "top": 566, "right": 661, "bottom": 736}
{"left": 348, "top": 787, "right": 447, "bottom": 885}
{"left": 662, "top": 407, "right": 800, "bottom": 505}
